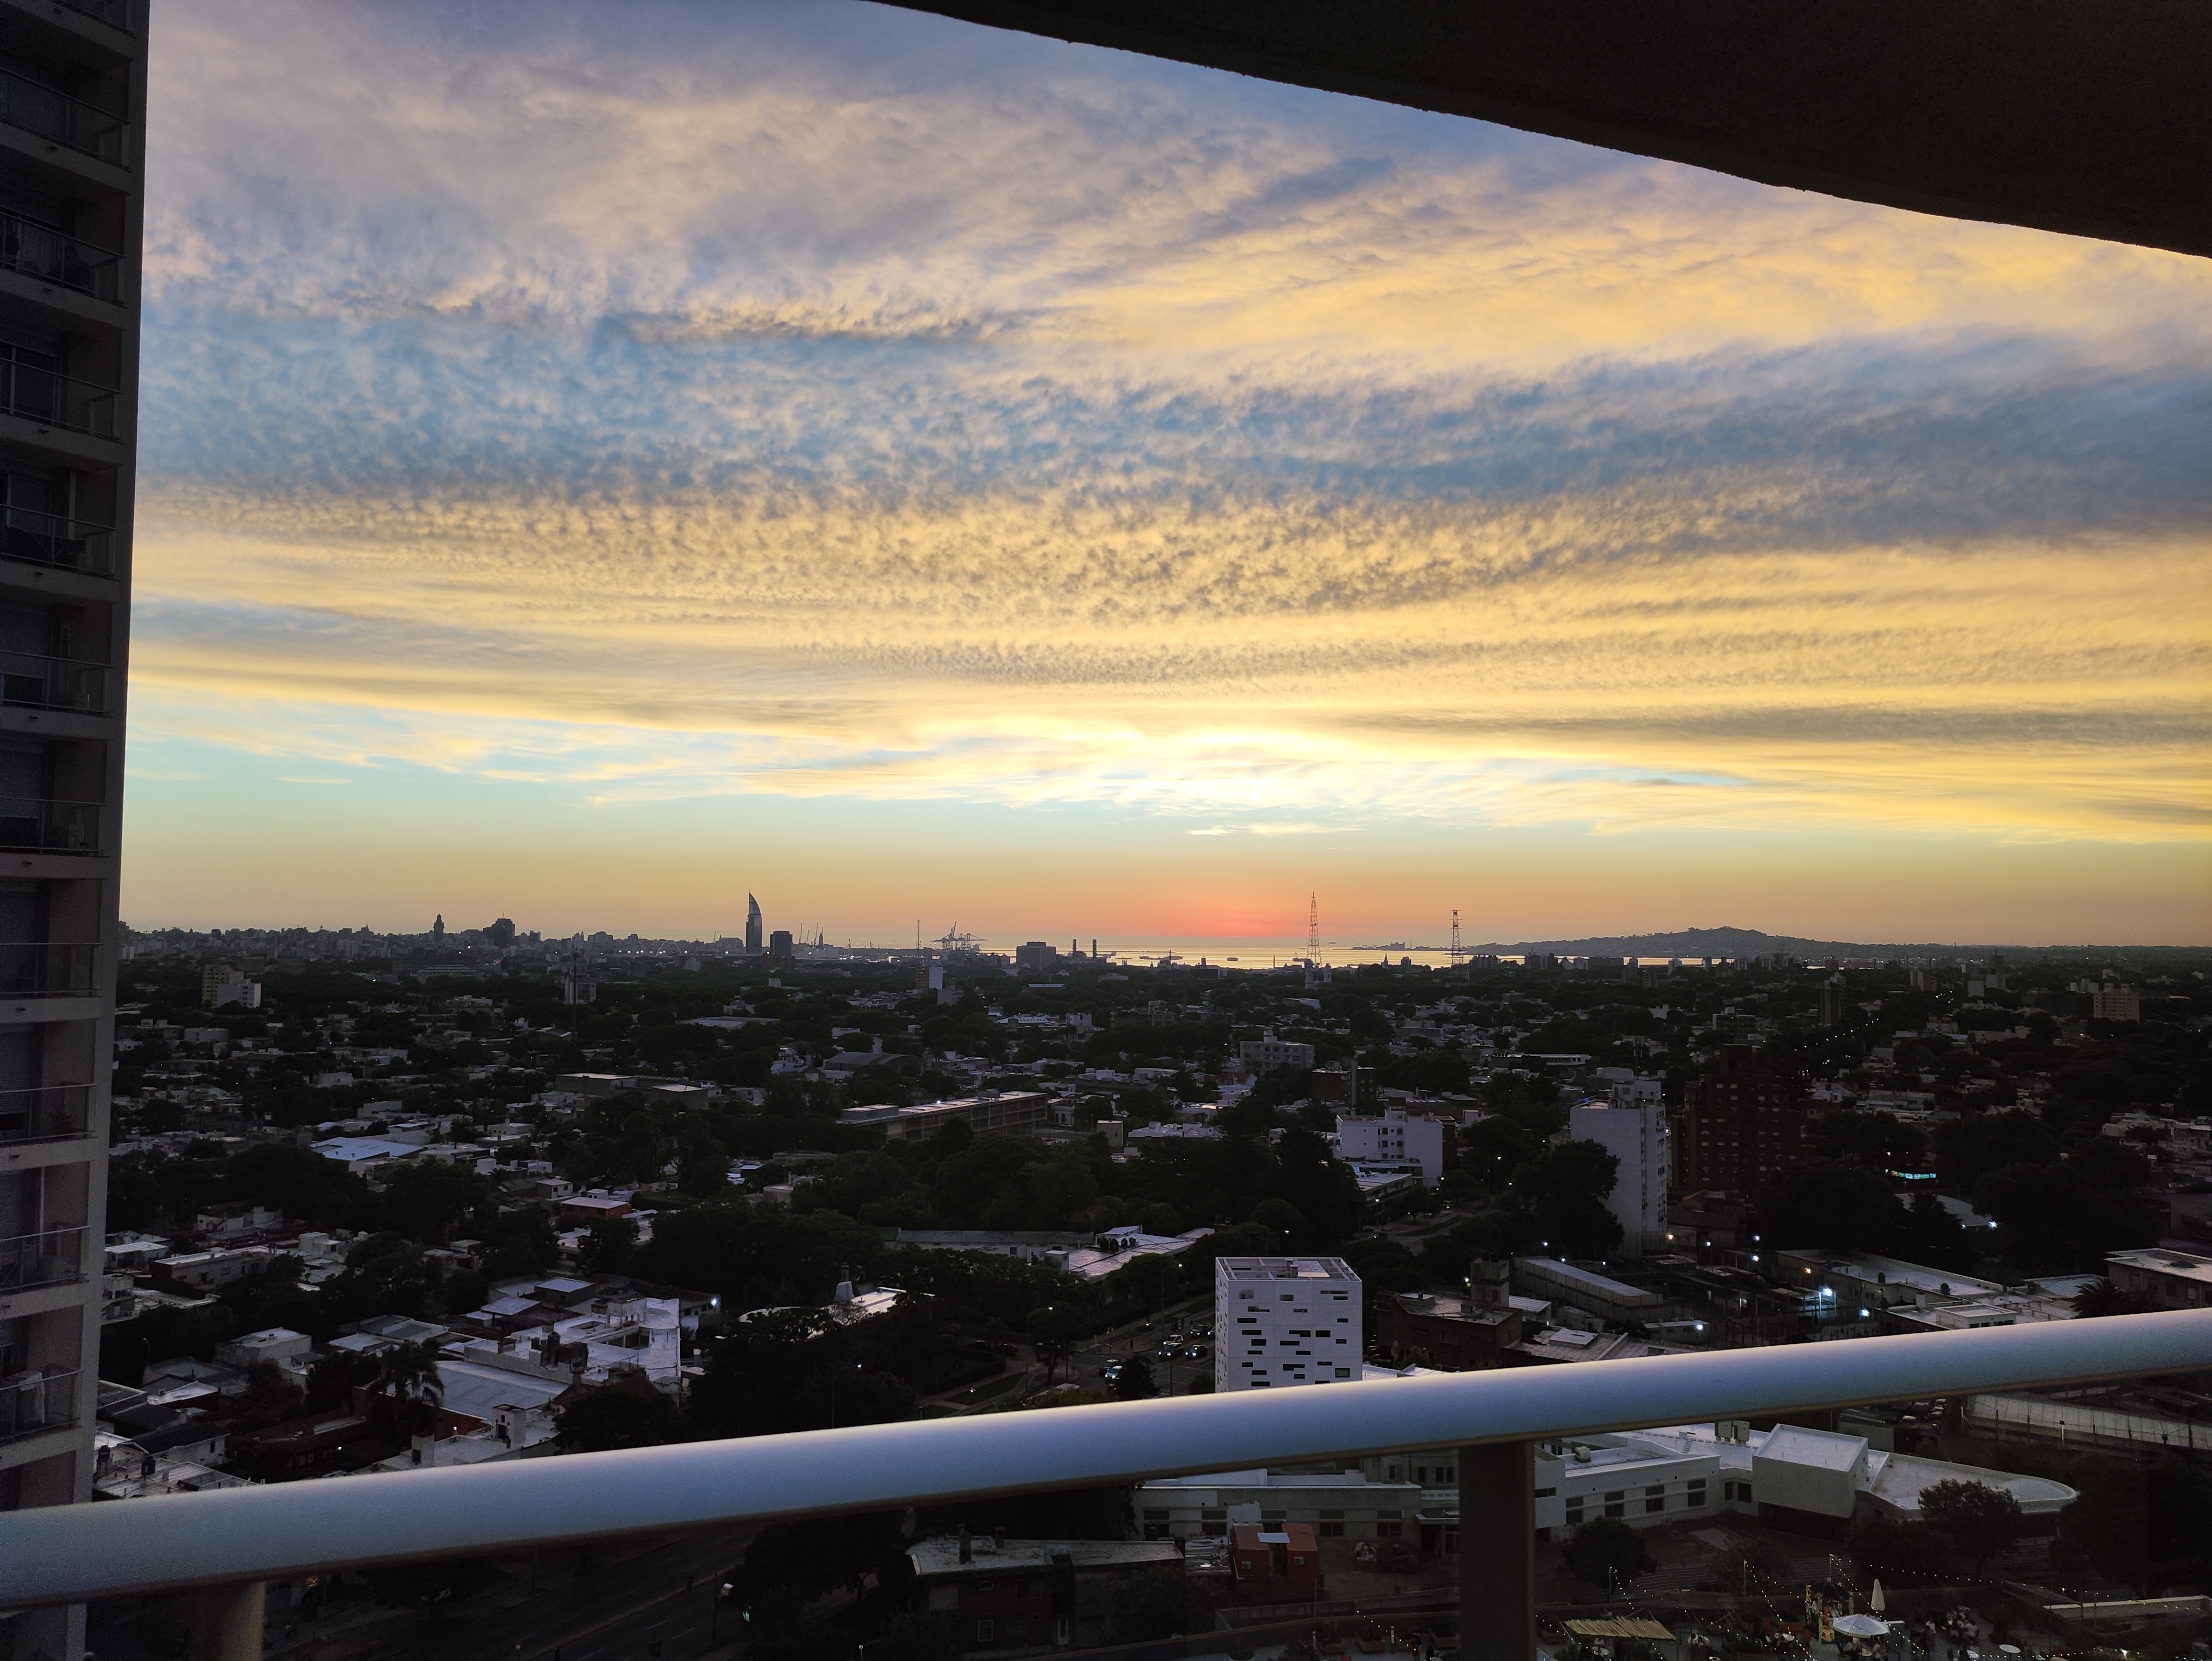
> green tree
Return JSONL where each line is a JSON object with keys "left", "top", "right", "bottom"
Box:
{"left": 1561, "top": 1517, "right": 1654, "bottom": 1591}
{"left": 1113, "top": 1562, "right": 1221, "bottom": 1641}
{"left": 1028, "top": 1303, "right": 1089, "bottom": 1382}
{"left": 580, "top": 1215, "right": 640, "bottom": 1274}
{"left": 224, "top": 1142, "right": 370, "bottom": 1230}
{"left": 376, "top": 1159, "right": 485, "bottom": 1245}
{"left": 553, "top": 1385, "right": 690, "bottom": 1451}
{"left": 1266, "top": 1128, "right": 1364, "bottom": 1245}
{"left": 1754, "top": 1159, "right": 1903, "bottom": 1252}
{"left": 1919, "top": 1479, "right": 2023, "bottom": 1573}
{"left": 1518, "top": 1140, "right": 1623, "bottom": 1257}
{"left": 1112, "top": 1355, "right": 1157, "bottom": 1401}
{"left": 2071, "top": 1277, "right": 2149, "bottom": 1318}
{"left": 373, "top": 1339, "right": 445, "bottom": 1440}
{"left": 876, "top": 1613, "right": 961, "bottom": 1661}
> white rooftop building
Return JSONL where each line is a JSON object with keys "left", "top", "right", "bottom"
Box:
{"left": 1216, "top": 1257, "right": 1361, "bottom": 1391}
{"left": 1334, "top": 1108, "right": 1457, "bottom": 1186}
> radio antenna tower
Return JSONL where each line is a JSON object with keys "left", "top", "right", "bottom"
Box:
{"left": 1307, "top": 892, "right": 1319, "bottom": 962}
{"left": 1450, "top": 908, "right": 1462, "bottom": 967}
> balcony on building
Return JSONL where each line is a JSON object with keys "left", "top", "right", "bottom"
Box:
{"left": 0, "top": 652, "right": 106, "bottom": 715}
{"left": 0, "top": 1081, "right": 90, "bottom": 1142}
{"left": 0, "top": 64, "right": 130, "bottom": 167}
{"left": 0, "top": 797, "right": 100, "bottom": 855}
{"left": 0, "top": 207, "right": 125, "bottom": 306}
{"left": 0, "top": 941, "right": 99, "bottom": 997}
{"left": 0, "top": 1364, "right": 77, "bottom": 1445}
{"left": 0, "top": 349, "right": 120, "bottom": 442}
{"left": 0, "top": 498, "right": 114, "bottom": 576}
{"left": 0, "top": 1223, "right": 86, "bottom": 1292}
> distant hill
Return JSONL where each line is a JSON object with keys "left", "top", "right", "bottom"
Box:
{"left": 1468, "top": 926, "right": 2209, "bottom": 959}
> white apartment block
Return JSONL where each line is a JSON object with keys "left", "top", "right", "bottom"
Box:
{"left": 1569, "top": 1077, "right": 1669, "bottom": 1253}
{"left": 1333, "top": 1107, "right": 1456, "bottom": 1185}
{"left": 0, "top": 3, "right": 143, "bottom": 1656}
{"left": 1238, "top": 1034, "right": 1315, "bottom": 1072}
{"left": 1216, "top": 1256, "right": 1361, "bottom": 1391}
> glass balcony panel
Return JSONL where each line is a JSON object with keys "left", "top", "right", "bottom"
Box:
{"left": 0, "top": 358, "right": 120, "bottom": 440}
{"left": 0, "top": 1366, "right": 79, "bottom": 1444}
{"left": 0, "top": 797, "right": 101, "bottom": 854}
{"left": 0, "top": 652, "right": 108, "bottom": 715}
{"left": 0, "top": 208, "right": 125, "bottom": 303}
{"left": 0, "top": 502, "right": 114, "bottom": 575}
{"left": 0, "top": 942, "right": 100, "bottom": 997}
{"left": 0, "top": 1224, "right": 87, "bottom": 1291}
{"left": 0, "top": 1083, "right": 91, "bottom": 1142}
{"left": 0, "top": 67, "right": 130, "bottom": 166}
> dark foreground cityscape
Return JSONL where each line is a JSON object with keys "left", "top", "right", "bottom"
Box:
{"left": 40, "top": 922, "right": 2212, "bottom": 1661}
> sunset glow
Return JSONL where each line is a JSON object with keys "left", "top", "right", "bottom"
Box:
{"left": 123, "top": 0, "right": 2212, "bottom": 943}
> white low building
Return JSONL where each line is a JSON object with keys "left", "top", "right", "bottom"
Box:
{"left": 1334, "top": 1108, "right": 1457, "bottom": 1186}
{"left": 1137, "top": 1417, "right": 2078, "bottom": 1553}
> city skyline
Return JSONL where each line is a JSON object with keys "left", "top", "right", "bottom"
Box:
{"left": 120, "top": 0, "right": 2212, "bottom": 943}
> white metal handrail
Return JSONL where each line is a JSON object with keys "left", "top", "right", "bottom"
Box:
{"left": 0, "top": 1310, "right": 2205, "bottom": 1606}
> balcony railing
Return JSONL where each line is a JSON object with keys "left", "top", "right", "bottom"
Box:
{"left": 0, "top": 1223, "right": 87, "bottom": 1292}
{"left": 0, "top": 67, "right": 129, "bottom": 166}
{"left": 0, "top": 1310, "right": 2201, "bottom": 1625}
{"left": 0, "top": 651, "right": 107, "bottom": 714}
{"left": 0, "top": 796, "right": 101, "bottom": 855}
{"left": 0, "top": 1082, "right": 91, "bottom": 1142}
{"left": 0, "top": 208, "right": 124, "bottom": 303}
{"left": 0, "top": 356, "right": 119, "bottom": 440}
{"left": 0, "top": 942, "right": 100, "bottom": 997}
{"left": 0, "top": 1365, "right": 78, "bottom": 1445}
{"left": 1, "top": 501, "right": 115, "bottom": 575}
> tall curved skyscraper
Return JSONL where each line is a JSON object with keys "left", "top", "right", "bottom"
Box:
{"left": 745, "top": 893, "right": 763, "bottom": 954}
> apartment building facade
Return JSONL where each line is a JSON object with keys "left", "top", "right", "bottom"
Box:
{"left": 0, "top": 2, "right": 139, "bottom": 1655}
{"left": 1671, "top": 1047, "right": 1806, "bottom": 1197}
{"left": 1215, "top": 1255, "right": 1362, "bottom": 1391}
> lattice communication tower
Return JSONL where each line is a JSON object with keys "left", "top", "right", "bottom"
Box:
{"left": 1307, "top": 892, "right": 1319, "bottom": 960}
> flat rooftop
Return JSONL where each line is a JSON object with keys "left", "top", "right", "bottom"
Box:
{"left": 907, "top": 1538, "right": 1182, "bottom": 1577}
{"left": 1218, "top": 1257, "right": 1356, "bottom": 1283}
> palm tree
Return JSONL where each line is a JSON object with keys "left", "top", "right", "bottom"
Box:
{"left": 376, "top": 1340, "right": 446, "bottom": 1440}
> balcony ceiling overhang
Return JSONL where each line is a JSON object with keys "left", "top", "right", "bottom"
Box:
{"left": 883, "top": 0, "right": 2212, "bottom": 260}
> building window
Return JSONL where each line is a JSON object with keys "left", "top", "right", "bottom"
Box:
{"left": 1534, "top": 1487, "right": 1556, "bottom": 1499}
{"left": 1604, "top": 1491, "right": 1626, "bottom": 1518}
{"left": 1565, "top": 1501, "right": 1584, "bottom": 1526}
{"left": 1143, "top": 1509, "right": 1169, "bottom": 1521}
{"left": 1319, "top": 1522, "right": 1345, "bottom": 1537}
{"left": 975, "top": 1620, "right": 995, "bottom": 1642}
{"left": 1376, "top": 1522, "right": 1404, "bottom": 1538}
{"left": 1688, "top": 1481, "right": 1707, "bottom": 1507}
{"left": 975, "top": 1579, "right": 994, "bottom": 1593}
{"left": 1645, "top": 1484, "right": 1666, "bottom": 1515}
{"left": 1438, "top": 1464, "right": 1455, "bottom": 1483}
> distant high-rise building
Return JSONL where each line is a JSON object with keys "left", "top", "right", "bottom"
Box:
{"left": 485, "top": 917, "right": 517, "bottom": 948}
{"left": 1216, "top": 1257, "right": 1362, "bottom": 1391}
{"left": 0, "top": 1, "right": 145, "bottom": 1649}
{"left": 1816, "top": 981, "right": 1847, "bottom": 1025}
{"left": 1571, "top": 1077, "right": 1669, "bottom": 1252}
{"left": 1014, "top": 940, "right": 1060, "bottom": 972}
{"left": 769, "top": 929, "right": 794, "bottom": 966}
{"left": 1673, "top": 1047, "right": 1805, "bottom": 1198}
{"left": 745, "top": 893, "right": 763, "bottom": 954}
{"left": 432, "top": 912, "right": 445, "bottom": 941}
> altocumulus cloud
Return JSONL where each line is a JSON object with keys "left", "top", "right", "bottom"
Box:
{"left": 128, "top": 0, "right": 2212, "bottom": 843}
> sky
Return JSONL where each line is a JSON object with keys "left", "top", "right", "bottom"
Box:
{"left": 121, "top": 0, "right": 2212, "bottom": 946}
